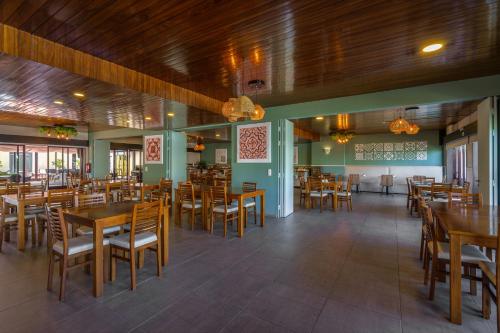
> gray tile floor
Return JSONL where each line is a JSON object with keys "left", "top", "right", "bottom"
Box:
{"left": 0, "top": 193, "right": 496, "bottom": 332}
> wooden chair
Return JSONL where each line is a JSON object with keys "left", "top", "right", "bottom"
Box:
{"left": 106, "top": 181, "right": 123, "bottom": 203}
{"left": 36, "top": 189, "right": 75, "bottom": 247}
{"left": 479, "top": 227, "right": 499, "bottom": 330}
{"left": 74, "top": 193, "right": 122, "bottom": 236}
{"left": 406, "top": 177, "right": 413, "bottom": 209}
{"left": 46, "top": 205, "right": 109, "bottom": 301}
{"left": 418, "top": 196, "right": 429, "bottom": 262}
{"left": 177, "top": 183, "right": 202, "bottom": 230}
{"left": 298, "top": 177, "right": 308, "bottom": 207}
{"left": 349, "top": 174, "right": 360, "bottom": 193}
{"left": 337, "top": 178, "right": 353, "bottom": 211}
{"left": 380, "top": 175, "right": 393, "bottom": 195}
{"left": 448, "top": 192, "right": 482, "bottom": 208}
{"left": 141, "top": 184, "right": 160, "bottom": 202}
{"left": 109, "top": 200, "right": 162, "bottom": 290}
{"left": 463, "top": 181, "right": 471, "bottom": 193}
{"left": 307, "top": 178, "right": 329, "bottom": 212}
{"left": 430, "top": 183, "right": 451, "bottom": 201}
{"left": 413, "top": 175, "right": 426, "bottom": 182}
{"left": 158, "top": 179, "right": 173, "bottom": 207}
{"left": 422, "top": 205, "right": 490, "bottom": 300}
{"left": 210, "top": 185, "right": 238, "bottom": 237}
{"left": 121, "top": 181, "right": 140, "bottom": 201}
{"left": 242, "top": 182, "right": 257, "bottom": 226}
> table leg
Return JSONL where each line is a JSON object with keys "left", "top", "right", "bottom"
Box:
{"left": 17, "top": 201, "right": 25, "bottom": 251}
{"left": 2, "top": 199, "right": 8, "bottom": 242}
{"left": 449, "top": 233, "right": 462, "bottom": 324}
{"left": 202, "top": 192, "right": 207, "bottom": 230}
{"left": 237, "top": 197, "right": 244, "bottom": 237}
{"left": 161, "top": 205, "right": 169, "bottom": 266}
{"left": 93, "top": 223, "right": 104, "bottom": 297}
{"left": 260, "top": 194, "right": 265, "bottom": 227}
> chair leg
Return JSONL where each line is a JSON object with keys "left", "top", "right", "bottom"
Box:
{"left": 429, "top": 259, "right": 436, "bottom": 300}
{"left": 244, "top": 208, "right": 247, "bottom": 228}
{"left": 156, "top": 244, "right": 162, "bottom": 277}
{"left": 0, "top": 226, "right": 3, "bottom": 252}
{"left": 31, "top": 220, "right": 36, "bottom": 246}
{"left": 482, "top": 274, "right": 491, "bottom": 319}
{"left": 423, "top": 251, "right": 430, "bottom": 285}
{"left": 47, "top": 252, "right": 54, "bottom": 291}
{"left": 37, "top": 221, "right": 44, "bottom": 246}
{"left": 253, "top": 206, "right": 257, "bottom": 224}
{"left": 103, "top": 245, "right": 110, "bottom": 283}
{"left": 129, "top": 249, "right": 136, "bottom": 290}
{"left": 469, "top": 267, "right": 477, "bottom": 295}
{"left": 419, "top": 231, "right": 424, "bottom": 261}
{"left": 191, "top": 209, "right": 195, "bottom": 231}
{"left": 223, "top": 214, "right": 227, "bottom": 237}
{"left": 59, "top": 256, "right": 68, "bottom": 301}
{"left": 110, "top": 248, "right": 116, "bottom": 282}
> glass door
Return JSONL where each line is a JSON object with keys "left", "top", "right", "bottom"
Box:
{"left": 48, "top": 146, "right": 64, "bottom": 187}
{"left": 0, "top": 144, "right": 23, "bottom": 182}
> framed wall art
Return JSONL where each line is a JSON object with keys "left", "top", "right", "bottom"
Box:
{"left": 237, "top": 122, "right": 271, "bottom": 163}
{"left": 144, "top": 134, "right": 163, "bottom": 164}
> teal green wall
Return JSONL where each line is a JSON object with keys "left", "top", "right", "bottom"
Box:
{"left": 296, "top": 143, "right": 311, "bottom": 165}
{"left": 231, "top": 121, "right": 279, "bottom": 217}
{"left": 92, "top": 139, "right": 110, "bottom": 178}
{"left": 200, "top": 142, "right": 232, "bottom": 164}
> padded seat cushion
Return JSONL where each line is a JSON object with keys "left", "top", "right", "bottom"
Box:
{"left": 310, "top": 191, "right": 328, "bottom": 197}
{"left": 213, "top": 205, "right": 238, "bottom": 213}
{"left": 336, "top": 192, "right": 352, "bottom": 197}
{"left": 76, "top": 225, "right": 121, "bottom": 236}
{"left": 427, "top": 241, "right": 491, "bottom": 264}
{"left": 53, "top": 236, "right": 110, "bottom": 255}
{"left": 244, "top": 201, "right": 256, "bottom": 208}
{"left": 182, "top": 201, "right": 202, "bottom": 209}
{"left": 109, "top": 232, "right": 157, "bottom": 249}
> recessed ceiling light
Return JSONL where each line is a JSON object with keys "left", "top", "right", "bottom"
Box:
{"left": 145, "top": 116, "right": 152, "bottom": 120}
{"left": 53, "top": 100, "right": 64, "bottom": 105}
{"left": 73, "top": 92, "right": 85, "bottom": 98}
{"left": 422, "top": 43, "right": 443, "bottom": 53}
{"left": 167, "top": 112, "right": 175, "bottom": 117}
{"left": 126, "top": 120, "right": 131, "bottom": 123}
{"left": 215, "top": 133, "right": 220, "bottom": 137}
{"left": 315, "top": 116, "right": 324, "bottom": 120}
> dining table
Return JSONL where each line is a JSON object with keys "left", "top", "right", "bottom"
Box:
{"left": 1, "top": 192, "right": 47, "bottom": 251}
{"left": 63, "top": 201, "right": 170, "bottom": 298}
{"left": 429, "top": 201, "right": 498, "bottom": 324}
{"left": 175, "top": 185, "right": 265, "bottom": 237}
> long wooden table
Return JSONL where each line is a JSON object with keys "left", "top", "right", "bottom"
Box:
{"left": 63, "top": 201, "right": 170, "bottom": 298}
{"left": 1, "top": 193, "right": 47, "bottom": 251}
{"left": 429, "top": 202, "right": 498, "bottom": 324}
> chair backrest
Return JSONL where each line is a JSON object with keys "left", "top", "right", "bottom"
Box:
{"left": 308, "top": 178, "right": 323, "bottom": 192}
{"left": 141, "top": 184, "right": 160, "bottom": 202}
{"left": 422, "top": 205, "right": 436, "bottom": 243}
{"left": 130, "top": 200, "right": 162, "bottom": 239}
{"left": 425, "top": 177, "right": 436, "bottom": 183}
{"left": 430, "top": 183, "right": 451, "bottom": 199}
{"left": 178, "top": 183, "right": 195, "bottom": 203}
{"left": 47, "top": 188, "right": 75, "bottom": 208}
{"left": 349, "top": 174, "right": 360, "bottom": 185}
{"left": 242, "top": 182, "right": 257, "bottom": 193}
{"left": 77, "top": 193, "right": 107, "bottom": 208}
{"left": 337, "top": 175, "right": 343, "bottom": 182}
{"left": 210, "top": 185, "right": 228, "bottom": 207}
{"left": 6, "top": 182, "right": 22, "bottom": 195}
{"left": 380, "top": 175, "right": 393, "bottom": 186}
{"left": 345, "top": 178, "right": 352, "bottom": 193}
{"left": 406, "top": 177, "right": 412, "bottom": 194}
{"left": 45, "top": 205, "right": 68, "bottom": 249}
{"left": 449, "top": 192, "right": 482, "bottom": 208}
{"left": 413, "top": 175, "right": 426, "bottom": 182}
{"left": 463, "top": 181, "right": 471, "bottom": 193}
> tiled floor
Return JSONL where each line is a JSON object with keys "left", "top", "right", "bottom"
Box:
{"left": 0, "top": 193, "right": 496, "bottom": 332}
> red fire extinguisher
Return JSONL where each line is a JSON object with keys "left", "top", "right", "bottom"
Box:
{"left": 85, "top": 162, "right": 92, "bottom": 174}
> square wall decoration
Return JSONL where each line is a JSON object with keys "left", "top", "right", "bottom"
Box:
{"left": 354, "top": 140, "right": 427, "bottom": 161}
{"left": 144, "top": 135, "right": 163, "bottom": 164}
{"left": 237, "top": 122, "right": 272, "bottom": 163}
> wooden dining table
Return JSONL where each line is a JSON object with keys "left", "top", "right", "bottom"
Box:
{"left": 63, "top": 201, "right": 170, "bottom": 298}
{"left": 1, "top": 193, "right": 47, "bottom": 251}
{"left": 429, "top": 201, "right": 498, "bottom": 324}
{"left": 175, "top": 185, "right": 265, "bottom": 237}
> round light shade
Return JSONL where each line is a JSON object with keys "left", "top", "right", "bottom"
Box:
{"left": 222, "top": 99, "right": 236, "bottom": 118}
{"left": 235, "top": 95, "right": 255, "bottom": 116}
{"left": 250, "top": 104, "right": 266, "bottom": 120}
{"left": 389, "top": 117, "right": 410, "bottom": 134}
{"left": 406, "top": 123, "right": 420, "bottom": 135}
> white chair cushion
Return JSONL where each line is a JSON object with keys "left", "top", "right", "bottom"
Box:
{"left": 2, "top": 214, "right": 18, "bottom": 223}
{"left": 53, "top": 236, "right": 110, "bottom": 255}
{"left": 428, "top": 241, "right": 491, "bottom": 264}
{"left": 244, "top": 201, "right": 256, "bottom": 208}
{"left": 109, "top": 232, "right": 157, "bottom": 249}
{"left": 182, "top": 202, "right": 202, "bottom": 209}
{"left": 337, "top": 192, "right": 351, "bottom": 197}
{"left": 213, "top": 205, "right": 239, "bottom": 213}
{"left": 310, "top": 191, "right": 328, "bottom": 197}
{"left": 322, "top": 190, "right": 334, "bottom": 195}
{"left": 76, "top": 225, "right": 121, "bottom": 236}
{"left": 432, "top": 198, "right": 448, "bottom": 203}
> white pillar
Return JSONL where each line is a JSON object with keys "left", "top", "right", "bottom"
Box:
{"left": 477, "top": 97, "right": 498, "bottom": 205}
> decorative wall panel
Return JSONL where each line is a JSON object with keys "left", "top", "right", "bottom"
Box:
{"left": 237, "top": 122, "right": 271, "bottom": 163}
{"left": 144, "top": 135, "right": 163, "bottom": 164}
{"left": 354, "top": 141, "right": 427, "bottom": 161}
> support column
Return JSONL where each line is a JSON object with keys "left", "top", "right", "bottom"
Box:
{"left": 477, "top": 97, "right": 498, "bottom": 205}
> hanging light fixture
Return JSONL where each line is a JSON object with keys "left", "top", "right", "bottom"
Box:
{"left": 330, "top": 114, "right": 354, "bottom": 144}
{"left": 193, "top": 137, "right": 206, "bottom": 151}
{"left": 39, "top": 125, "right": 78, "bottom": 139}
{"left": 389, "top": 106, "right": 420, "bottom": 134}
{"left": 406, "top": 123, "right": 420, "bottom": 135}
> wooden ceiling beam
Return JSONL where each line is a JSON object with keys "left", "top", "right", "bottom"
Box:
{"left": 294, "top": 127, "right": 319, "bottom": 142}
{"left": 0, "top": 24, "right": 224, "bottom": 115}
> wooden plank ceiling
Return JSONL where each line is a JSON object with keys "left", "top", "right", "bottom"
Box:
{"left": 0, "top": 1, "right": 498, "bottom": 129}
{"left": 293, "top": 99, "right": 481, "bottom": 138}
